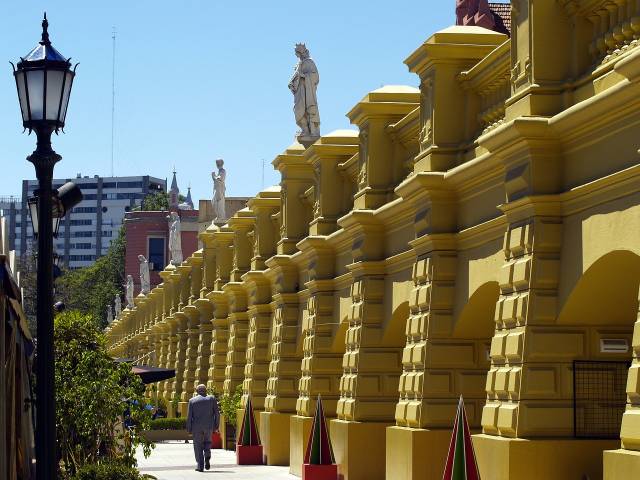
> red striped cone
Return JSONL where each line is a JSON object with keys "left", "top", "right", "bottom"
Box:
{"left": 236, "top": 395, "right": 263, "bottom": 465}
{"left": 442, "top": 396, "right": 481, "bottom": 480}
{"left": 303, "top": 395, "right": 337, "bottom": 480}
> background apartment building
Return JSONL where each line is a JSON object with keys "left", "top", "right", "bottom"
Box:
{"left": 0, "top": 174, "right": 166, "bottom": 269}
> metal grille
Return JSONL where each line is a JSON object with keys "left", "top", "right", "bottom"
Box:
{"left": 573, "top": 360, "right": 629, "bottom": 439}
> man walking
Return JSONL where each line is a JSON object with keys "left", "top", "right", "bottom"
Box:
{"left": 186, "top": 384, "right": 220, "bottom": 472}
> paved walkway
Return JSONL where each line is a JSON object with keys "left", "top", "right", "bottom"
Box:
{"left": 136, "top": 442, "right": 297, "bottom": 480}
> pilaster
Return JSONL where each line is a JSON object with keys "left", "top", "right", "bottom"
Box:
{"left": 273, "top": 142, "right": 314, "bottom": 255}
{"left": 347, "top": 87, "right": 420, "bottom": 209}
{"left": 223, "top": 283, "right": 249, "bottom": 396}
{"left": 241, "top": 271, "right": 272, "bottom": 410}
{"left": 207, "top": 290, "right": 229, "bottom": 393}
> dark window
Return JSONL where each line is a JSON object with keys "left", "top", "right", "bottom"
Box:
{"left": 70, "top": 219, "right": 92, "bottom": 226}
{"left": 72, "top": 207, "right": 97, "bottom": 213}
{"left": 148, "top": 237, "right": 165, "bottom": 271}
{"left": 77, "top": 182, "right": 98, "bottom": 190}
{"left": 73, "top": 231, "right": 94, "bottom": 238}
{"left": 102, "top": 182, "right": 117, "bottom": 189}
{"left": 117, "top": 181, "right": 143, "bottom": 189}
{"left": 117, "top": 192, "right": 144, "bottom": 200}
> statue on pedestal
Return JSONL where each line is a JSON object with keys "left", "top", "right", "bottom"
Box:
{"left": 289, "top": 43, "right": 320, "bottom": 145}
{"left": 126, "top": 275, "right": 134, "bottom": 308}
{"left": 107, "top": 305, "right": 113, "bottom": 324}
{"left": 138, "top": 255, "right": 150, "bottom": 295}
{"left": 115, "top": 295, "right": 122, "bottom": 317}
{"left": 212, "top": 159, "right": 226, "bottom": 223}
{"left": 168, "top": 211, "right": 183, "bottom": 265}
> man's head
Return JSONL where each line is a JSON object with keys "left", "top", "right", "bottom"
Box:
{"left": 216, "top": 158, "right": 224, "bottom": 168}
{"left": 295, "top": 43, "right": 309, "bottom": 59}
{"left": 196, "top": 384, "right": 207, "bottom": 396}
{"left": 138, "top": 254, "right": 146, "bottom": 262}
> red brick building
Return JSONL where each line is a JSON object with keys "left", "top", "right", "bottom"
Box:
{"left": 124, "top": 209, "right": 199, "bottom": 295}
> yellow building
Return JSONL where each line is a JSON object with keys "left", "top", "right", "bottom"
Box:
{"left": 106, "top": 2, "right": 640, "bottom": 478}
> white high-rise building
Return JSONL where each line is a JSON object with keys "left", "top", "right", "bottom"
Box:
{"left": 0, "top": 174, "right": 165, "bottom": 269}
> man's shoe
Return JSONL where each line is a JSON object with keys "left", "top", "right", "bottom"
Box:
{"left": 205, "top": 458, "right": 210, "bottom": 470}
{"left": 195, "top": 467, "right": 203, "bottom": 472}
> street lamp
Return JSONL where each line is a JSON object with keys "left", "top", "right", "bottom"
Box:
{"left": 28, "top": 181, "right": 83, "bottom": 239}
{"left": 12, "top": 13, "right": 76, "bottom": 480}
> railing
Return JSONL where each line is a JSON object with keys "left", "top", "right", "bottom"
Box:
{"left": 458, "top": 39, "right": 511, "bottom": 136}
{"left": 560, "top": 0, "right": 640, "bottom": 66}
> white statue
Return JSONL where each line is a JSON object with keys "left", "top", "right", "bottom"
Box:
{"left": 114, "top": 294, "right": 122, "bottom": 317}
{"left": 168, "top": 211, "right": 183, "bottom": 265}
{"left": 138, "top": 254, "right": 150, "bottom": 295}
{"left": 107, "top": 304, "right": 113, "bottom": 324}
{"left": 212, "top": 158, "right": 226, "bottom": 223}
{"left": 126, "top": 275, "right": 134, "bottom": 307}
{"left": 289, "top": 43, "right": 320, "bottom": 141}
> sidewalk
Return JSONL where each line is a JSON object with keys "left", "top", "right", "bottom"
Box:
{"left": 136, "top": 442, "right": 297, "bottom": 480}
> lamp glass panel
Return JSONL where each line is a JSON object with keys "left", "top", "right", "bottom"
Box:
{"left": 25, "top": 70, "right": 44, "bottom": 120}
{"left": 52, "top": 215, "right": 61, "bottom": 238}
{"left": 60, "top": 71, "right": 73, "bottom": 122}
{"left": 45, "top": 69, "right": 64, "bottom": 121}
{"left": 15, "top": 71, "right": 29, "bottom": 122}
{"left": 28, "top": 200, "right": 39, "bottom": 235}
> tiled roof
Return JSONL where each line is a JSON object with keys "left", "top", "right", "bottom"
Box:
{"left": 489, "top": 2, "right": 511, "bottom": 35}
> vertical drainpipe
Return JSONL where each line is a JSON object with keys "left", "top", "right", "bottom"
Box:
{"left": 8, "top": 202, "right": 16, "bottom": 251}
{"left": 64, "top": 178, "right": 72, "bottom": 268}
{"left": 20, "top": 180, "right": 28, "bottom": 258}
{"left": 96, "top": 177, "right": 104, "bottom": 260}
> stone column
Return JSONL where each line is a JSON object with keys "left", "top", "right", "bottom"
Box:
{"left": 605, "top": 290, "right": 640, "bottom": 476}
{"left": 223, "top": 284, "right": 249, "bottom": 397}
{"left": 207, "top": 290, "right": 229, "bottom": 393}
{"left": 262, "top": 257, "right": 301, "bottom": 470}
{"left": 194, "top": 298, "right": 213, "bottom": 390}
{"left": 180, "top": 306, "right": 201, "bottom": 403}
{"left": 171, "top": 311, "right": 189, "bottom": 415}
{"left": 241, "top": 272, "right": 272, "bottom": 411}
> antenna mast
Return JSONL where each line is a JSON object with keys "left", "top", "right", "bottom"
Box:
{"left": 111, "top": 27, "right": 116, "bottom": 177}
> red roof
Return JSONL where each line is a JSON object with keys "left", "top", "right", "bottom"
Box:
{"left": 489, "top": 2, "right": 511, "bottom": 35}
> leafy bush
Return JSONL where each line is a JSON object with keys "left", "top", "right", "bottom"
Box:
{"left": 219, "top": 385, "right": 242, "bottom": 426}
{"left": 55, "top": 311, "right": 153, "bottom": 476}
{"left": 148, "top": 418, "right": 187, "bottom": 431}
{"left": 72, "top": 460, "right": 156, "bottom": 480}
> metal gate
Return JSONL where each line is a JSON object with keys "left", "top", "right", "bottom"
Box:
{"left": 573, "top": 360, "right": 629, "bottom": 439}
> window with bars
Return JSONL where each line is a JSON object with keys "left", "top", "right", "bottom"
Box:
{"left": 573, "top": 360, "right": 630, "bottom": 439}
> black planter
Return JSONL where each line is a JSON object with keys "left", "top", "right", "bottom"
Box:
{"left": 225, "top": 423, "right": 236, "bottom": 451}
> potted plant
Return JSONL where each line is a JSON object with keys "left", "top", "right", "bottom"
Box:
{"left": 219, "top": 385, "right": 242, "bottom": 450}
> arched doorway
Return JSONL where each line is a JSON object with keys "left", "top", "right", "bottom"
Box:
{"left": 557, "top": 250, "right": 640, "bottom": 440}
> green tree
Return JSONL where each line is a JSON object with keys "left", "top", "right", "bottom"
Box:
{"left": 54, "top": 310, "right": 153, "bottom": 477}
{"left": 139, "top": 192, "right": 186, "bottom": 211}
{"left": 56, "top": 228, "right": 126, "bottom": 328}
{"left": 16, "top": 244, "right": 37, "bottom": 333}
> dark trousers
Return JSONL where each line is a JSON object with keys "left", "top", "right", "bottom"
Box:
{"left": 193, "top": 430, "right": 212, "bottom": 469}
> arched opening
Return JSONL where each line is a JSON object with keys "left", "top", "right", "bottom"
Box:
{"left": 555, "top": 251, "right": 640, "bottom": 442}
{"left": 453, "top": 281, "right": 500, "bottom": 429}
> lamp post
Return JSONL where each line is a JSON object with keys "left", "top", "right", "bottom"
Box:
{"left": 12, "top": 14, "right": 76, "bottom": 480}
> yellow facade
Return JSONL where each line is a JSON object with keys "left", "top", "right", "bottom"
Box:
{"left": 106, "top": 4, "right": 640, "bottom": 478}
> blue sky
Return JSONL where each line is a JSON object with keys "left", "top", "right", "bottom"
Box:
{"left": 1, "top": 2, "right": 453, "bottom": 202}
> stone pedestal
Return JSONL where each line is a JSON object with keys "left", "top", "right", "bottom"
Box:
{"left": 473, "top": 434, "right": 618, "bottom": 480}
{"left": 259, "top": 411, "right": 291, "bottom": 466}
{"left": 296, "top": 134, "right": 320, "bottom": 148}
{"left": 330, "top": 420, "right": 389, "bottom": 480}
{"left": 290, "top": 415, "right": 313, "bottom": 476}
{"left": 604, "top": 448, "right": 640, "bottom": 479}
{"left": 385, "top": 426, "right": 452, "bottom": 480}
{"left": 178, "top": 401, "right": 188, "bottom": 418}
